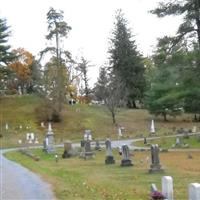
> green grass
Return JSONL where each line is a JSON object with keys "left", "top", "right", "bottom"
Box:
{"left": 134, "top": 135, "right": 200, "bottom": 149}
{"left": 5, "top": 148, "right": 200, "bottom": 200}
{"left": 0, "top": 94, "right": 200, "bottom": 148}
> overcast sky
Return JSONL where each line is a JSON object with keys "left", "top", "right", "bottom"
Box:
{"left": 0, "top": 0, "right": 181, "bottom": 86}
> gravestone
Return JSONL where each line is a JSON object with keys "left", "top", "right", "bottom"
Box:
{"left": 144, "top": 137, "right": 147, "bottom": 144}
{"left": 149, "top": 144, "right": 164, "bottom": 173}
{"left": 81, "top": 140, "right": 86, "bottom": 148}
{"left": 150, "top": 119, "right": 155, "bottom": 134}
{"left": 26, "top": 133, "right": 31, "bottom": 141}
{"left": 18, "top": 85, "right": 22, "bottom": 95}
{"left": 84, "top": 130, "right": 92, "bottom": 141}
{"left": 30, "top": 133, "right": 35, "bottom": 141}
{"left": 62, "top": 140, "right": 73, "bottom": 158}
{"left": 34, "top": 138, "right": 39, "bottom": 144}
{"left": 162, "top": 176, "right": 173, "bottom": 200}
{"left": 79, "top": 140, "right": 85, "bottom": 158}
{"left": 43, "top": 123, "right": 55, "bottom": 153}
{"left": 95, "top": 140, "right": 101, "bottom": 151}
{"left": 192, "top": 126, "right": 197, "bottom": 133}
{"left": 105, "top": 139, "right": 115, "bottom": 164}
{"left": 151, "top": 183, "right": 158, "bottom": 192}
{"left": 80, "top": 140, "right": 94, "bottom": 159}
{"left": 5, "top": 123, "right": 8, "bottom": 130}
{"left": 188, "top": 183, "right": 200, "bottom": 200}
{"left": 120, "top": 145, "right": 133, "bottom": 167}
{"left": 41, "top": 122, "right": 45, "bottom": 128}
{"left": 175, "top": 137, "right": 181, "bottom": 147}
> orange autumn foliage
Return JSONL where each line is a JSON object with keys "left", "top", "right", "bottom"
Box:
{"left": 9, "top": 48, "right": 33, "bottom": 82}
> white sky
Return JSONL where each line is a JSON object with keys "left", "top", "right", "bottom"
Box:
{"left": 0, "top": 0, "right": 182, "bottom": 86}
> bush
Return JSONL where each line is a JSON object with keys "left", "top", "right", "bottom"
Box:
{"left": 35, "top": 100, "right": 62, "bottom": 122}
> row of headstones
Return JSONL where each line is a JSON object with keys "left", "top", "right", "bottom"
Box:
{"left": 149, "top": 119, "right": 199, "bottom": 135}
{"left": 62, "top": 138, "right": 164, "bottom": 171}
{"left": 42, "top": 125, "right": 163, "bottom": 170}
{"left": 4, "top": 123, "right": 32, "bottom": 131}
{"left": 151, "top": 176, "right": 200, "bottom": 200}
{"left": 17, "top": 133, "right": 39, "bottom": 144}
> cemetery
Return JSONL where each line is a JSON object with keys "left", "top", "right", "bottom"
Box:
{"left": 1, "top": 0, "right": 200, "bottom": 197}
{"left": 0, "top": 96, "right": 200, "bottom": 199}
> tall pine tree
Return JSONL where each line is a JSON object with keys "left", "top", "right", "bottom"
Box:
{"left": 0, "top": 17, "right": 14, "bottom": 66}
{"left": 109, "top": 10, "right": 145, "bottom": 108}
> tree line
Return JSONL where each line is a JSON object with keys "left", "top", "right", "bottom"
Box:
{"left": 1, "top": 1, "right": 200, "bottom": 123}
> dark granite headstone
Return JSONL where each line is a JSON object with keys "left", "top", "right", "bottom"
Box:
{"left": 62, "top": 140, "right": 73, "bottom": 158}
{"left": 105, "top": 139, "right": 115, "bottom": 164}
{"left": 120, "top": 145, "right": 133, "bottom": 167}
{"left": 149, "top": 144, "right": 164, "bottom": 173}
{"left": 95, "top": 140, "right": 101, "bottom": 151}
{"left": 80, "top": 140, "right": 94, "bottom": 159}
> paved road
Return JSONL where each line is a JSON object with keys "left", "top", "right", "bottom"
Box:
{"left": 0, "top": 149, "right": 55, "bottom": 200}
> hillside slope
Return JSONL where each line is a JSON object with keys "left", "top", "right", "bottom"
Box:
{"left": 0, "top": 95, "right": 198, "bottom": 148}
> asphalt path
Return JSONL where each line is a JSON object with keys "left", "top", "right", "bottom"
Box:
{"left": 0, "top": 149, "right": 55, "bottom": 200}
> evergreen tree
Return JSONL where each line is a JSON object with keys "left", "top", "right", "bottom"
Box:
{"left": 0, "top": 17, "right": 14, "bottom": 66}
{"left": 151, "top": 0, "right": 200, "bottom": 68}
{"left": 94, "top": 66, "right": 109, "bottom": 102}
{"left": 145, "top": 37, "right": 185, "bottom": 121}
{"left": 109, "top": 10, "right": 145, "bottom": 108}
{"left": 151, "top": 1, "right": 200, "bottom": 119}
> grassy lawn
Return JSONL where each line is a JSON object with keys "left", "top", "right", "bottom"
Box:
{"left": 1, "top": 95, "right": 200, "bottom": 148}
{"left": 134, "top": 135, "right": 200, "bottom": 149}
{"left": 5, "top": 148, "right": 200, "bottom": 200}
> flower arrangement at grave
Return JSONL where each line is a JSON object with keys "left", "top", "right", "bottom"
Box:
{"left": 150, "top": 191, "right": 165, "bottom": 200}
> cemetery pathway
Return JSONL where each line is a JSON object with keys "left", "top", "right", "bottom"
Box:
{"left": 0, "top": 149, "right": 55, "bottom": 200}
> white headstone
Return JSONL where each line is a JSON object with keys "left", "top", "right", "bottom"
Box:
{"left": 162, "top": 176, "right": 173, "bottom": 200}
{"left": 18, "top": 86, "right": 22, "bottom": 95}
{"left": 176, "top": 137, "right": 180, "bottom": 145}
{"left": 45, "top": 137, "right": 49, "bottom": 145}
{"left": 31, "top": 133, "right": 35, "bottom": 140}
{"left": 189, "top": 183, "right": 200, "bottom": 200}
{"left": 150, "top": 119, "right": 155, "bottom": 133}
{"left": 19, "top": 125, "right": 22, "bottom": 129}
{"left": 192, "top": 126, "right": 197, "bottom": 133}
{"left": 5, "top": 123, "right": 8, "bottom": 130}
{"left": 84, "top": 133, "right": 88, "bottom": 140}
{"left": 88, "top": 134, "right": 92, "bottom": 141}
{"left": 26, "top": 133, "right": 31, "bottom": 140}
{"left": 118, "top": 127, "right": 122, "bottom": 137}
{"left": 41, "top": 122, "right": 45, "bottom": 127}
{"left": 18, "top": 139, "right": 22, "bottom": 144}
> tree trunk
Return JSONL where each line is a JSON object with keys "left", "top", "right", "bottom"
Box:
{"left": 127, "top": 100, "right": 137, "bottom": 109}
{"left": 194, "top": 114, "right": 198, "bottom": 121}
{"left": 163, "top": 112, "right": 167, "bottom": 121}
{"left": 111, "top": 111, "right": 116, "bottom": 124}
